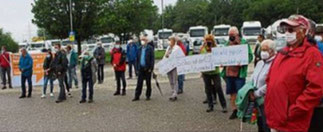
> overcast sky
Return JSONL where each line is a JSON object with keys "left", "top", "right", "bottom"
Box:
{"left": 0, "top": 0, "right": 177, "bottom": 43}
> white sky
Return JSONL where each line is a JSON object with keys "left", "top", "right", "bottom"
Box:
{"left": 0, "top": 0, "right": 176, "bottom": 43}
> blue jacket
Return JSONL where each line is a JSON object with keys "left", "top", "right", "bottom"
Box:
{"left": 19, "top": 53, "right": 33, "bottom": 77}
{"left": 137, "top": 44, "right": 154, "bottom": 71}
{"left": 127, "top": 42, "right": 138, "bottom": 62}
{"left": 317, "top": 41, "right": 323, "bottom": 55}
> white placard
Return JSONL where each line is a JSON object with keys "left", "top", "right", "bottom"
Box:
{"left": 157, "top": 47, "right": 185, "bottom": 75}
{"left": 212, "top": 45, "right": 248, "bottom": 66}
{"left": 177, "top": 54, "right": 215, "bottom": 75}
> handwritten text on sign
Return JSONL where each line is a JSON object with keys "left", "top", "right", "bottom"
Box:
{"left": 211, "top": 45, "right": 248, "bottom": 66}
{"left": 176, "top": 54, "right": 215, "bottom": 75}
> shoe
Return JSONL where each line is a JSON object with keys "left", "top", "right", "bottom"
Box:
{"left": 222, "top": 108, "right": 228, "bottom": 113}
{"left": 56, "top": 100, "right": 63, "bottom": 103}
{"left": 177, "top": 90, "right": 183, "bottom": 94}
{"left": 132, "top": 98, "right": 140, "bottom": 101}
{"left": 50, "top": 93, "right": 54, "bottom": 97}
{"left": 206, "top": 108, "right": 214, "bottom": 113}
{"left": 114, "top": 92, "right": 120, "bottom": 96}
{"left": 88, "top": 99, "right": 93, "bottom": 103}
{"left": 9, "top": 86, "right": 13, "bottom": 89}
{"left": 146, "top": 97, "right": 151, "bottom": 101}
{"left": 79, "top": 100, "right": 86, "bottom": 103}
{"left": 27, "top": 95, "right": 32, "bottom": 98}
{"left": 203, "top": 100, "right": 208, "bottom": 104}
{"left": 2, "top": 86, "right": 6, "bottom": 90}
{"left": 68, "top": 93, "right": 72, "bottom": 98}
{"left": 121, "top": 92, "right": 126, "bottom": 96}
{"left": 41, "top": 94, "right": 46, "bottom": 99}
{"left": 229, "top": 109, "right": 238, "bottom": 120}
{"left": 169, "top": 97, "right": 177, "bottom": 101}
{"left": 19, "top": 95, "right": 26, "bottom": 99}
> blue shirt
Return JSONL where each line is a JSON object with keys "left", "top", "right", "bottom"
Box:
{"left": 140, "top": 46, "right": 146, "bottom": 67}
{"left": 317, "top": 41, "right": 323, "bottom": 55}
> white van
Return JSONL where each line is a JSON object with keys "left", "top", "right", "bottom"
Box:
{"left": 27, "top": 41, "right": 51, "bottom": 53}
{"left": 241, "top": 21, "right": 262, "bottom": 44}
{"left": 212, "top": 24, "right": 230, "bottom": 41}
{"left": 188, "top": 26, "right": 208, "bottom": 54}
{"left": 99, "top": 34, "right": 115, "bottom": 52}
{"left": 157, "top": 29, "right": 173, "bottom": 50}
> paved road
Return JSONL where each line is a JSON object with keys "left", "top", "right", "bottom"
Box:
{"left": 0, "top": 65, "right": 257, "bottom": 131}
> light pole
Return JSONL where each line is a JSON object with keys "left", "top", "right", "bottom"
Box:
{"left": 69, "top": 0, "right": 73, "bottom": 32}
{"left": 161, "top": 0, "right": 164, "bottom": 49}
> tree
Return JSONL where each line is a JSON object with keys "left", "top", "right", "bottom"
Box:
{"left": 32, "top": 0, "right": 102, "bottom": 54}
{"left": 37, "top": 28, "right": 55, "bottom": 40}
{"left": 0, "top": 28, "right": 19, "bottom": 52}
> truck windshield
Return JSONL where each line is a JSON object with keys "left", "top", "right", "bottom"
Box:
{"left": 243, "top": 27, "right": 261, "bottom": 36}
{"left": 87, "top": 39, "right": 96, "bottom": 44}
{"left": 101, "top": 37, "right": 114, "bottom": 43}
{"left": 213, "top": 28, "right": 229, "bottom": 36}
{"left": 31, "top": 43, "right": 45, "bottom": 49}
{"left": 158, "top": 32, "right": 172, "bottom": 39}
{"left": 190, "top": 29, "right": 205, "bottom": 37}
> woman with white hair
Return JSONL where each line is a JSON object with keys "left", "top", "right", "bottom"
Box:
{"left": 249, "top": 39, "right": 276, "bottom": 132}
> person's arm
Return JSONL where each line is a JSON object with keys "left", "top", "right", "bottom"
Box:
{"left": 288, "top": 51, "right": 323, "bottom": 119}
{"left": 26, "top": 56, "right": 33, "bottom": 70}
{"left": 120, "top": 50, "right": 126, "bottom": 65}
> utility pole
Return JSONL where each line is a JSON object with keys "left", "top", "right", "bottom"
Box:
{"left": 69, "top": 0, "right": 73, "bottom": 32}
{"left": 161, "top": 0, "right": 164, "bottom": 49}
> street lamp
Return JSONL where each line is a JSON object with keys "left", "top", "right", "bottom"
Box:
{"left": 69, "top": 0, "right": 73, "bottom": 32}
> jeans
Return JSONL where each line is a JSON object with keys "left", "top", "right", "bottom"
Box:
{"left": 178, "top": 75, "right": 184, "bottom": 92}
{"left": 225, "top": 77, "right": 246, "bottom": 94}
{"left": 115, "top": 71, "right": 126, "bottom": 93}
{"left": 43, "top": 76, "right": 54, "bottom": 95}
{"left": 21, "top": 74, "right": 32, "bottom": 96}
{"left": 57, "top": 74, "right": 66, "bottom": 101}
{"left": 68, "top": 66, "right": 78, "bottom": 88}
{"left": 82, "top": 77, "right": 93, "bottom": 100}
{"left": 97, "top": 64, "right": 104, "bottom": 82}
{"left": 135, "top": 69, "right": 152, "bottom": 99}
{"left": 128, "top": 61, "right": 137, "bottom": 78}
{"left": 203, "top": 74, "right": 227, "bottom": 109}
{"left": 1, "top": 67, "right": 12, "bottom": 87}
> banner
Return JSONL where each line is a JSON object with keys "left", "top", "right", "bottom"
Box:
{"left": 177, "top": 54, "right": 215, "bottom": 75}
{"left": 11, "top": 53, "right": 47, "bottom": 87}
{"left": 157, "top": 47, "right": 185, "bottom": 75}
{"left": 212, "top": 45, "right": 248, "bottom": 66}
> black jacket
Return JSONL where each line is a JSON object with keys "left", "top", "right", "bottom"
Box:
{"left": 51, "top": 50, "right": 68, "bottom": 76}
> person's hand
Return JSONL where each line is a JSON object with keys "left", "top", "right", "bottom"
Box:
{"left": 113, "top": 64, "right": 116, "bottom": 67}
{"left": 249, "top": 91, "right": 256, "bottom": 101}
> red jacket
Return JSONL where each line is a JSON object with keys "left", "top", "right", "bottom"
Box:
{"left": 110, "top": 48, "right": 126, "bottom": 71}
{"left": 177, "top": 41, "right": 187, "bottom": 55}
{"left": 265, "top": 39, "right": 323, "bottom": 132}
{"left": 0, "top": 52, "right": 10, "bottom": 68}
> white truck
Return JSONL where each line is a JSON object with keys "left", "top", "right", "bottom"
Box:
{"left": 188, "top": 26, "right": 208, "bottom": 54}
{"left": 315, "top": 24, "right": 323, "bottom": 41}
{"left": 27, "top": 41, "right": 52, "bottom": 53}
{"left": 265, "top": 19, "right": 287, "bottom": 51}
{"left": 212, "top": 24, "right": 231, "bottom": 41}
{"left": 157, "top": 29, "right": 173, "bottom": 50}
{"left": 98, "top": 34, "right": 115, "bottom": 52}
{"left": 241, "top": 21, "right": 262, "bottom": 44}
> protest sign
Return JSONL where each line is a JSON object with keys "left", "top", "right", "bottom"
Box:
{"left": 212, "top": 45, "right": 248, "bottom": 66}
{"left": 157, "top": 47, "right": 185, "bottom": 75}
{"left": 176, "top": 54, "right": 215, "bottom": 75}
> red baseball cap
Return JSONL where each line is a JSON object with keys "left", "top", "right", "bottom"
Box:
{"left": 280, "top": 15, "right": 309, "bottom": 29}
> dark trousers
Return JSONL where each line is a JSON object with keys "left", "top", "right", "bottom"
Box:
{"left": 128, "top": 61, "right": 137, "bottom": 78}
{"left": 115, "top": 71, "right": 126, "bottom": 93}
{"left": 57, "top": 74, "right": 66, "bottom": 101}
{"left": 21, "top": 74, "right": 32, "bottom": 96}
{"left": 2, "top": 67, "right": 11, "bottom": 87}
{"left": 97, "top": 64, "right": 104, "bottom": 82}
{"left": 309, "top": 105, "right": 323, "bottom": 132}
{"left": 82, "top": 77, "right": 93, "bottom": 100}
{"left": 64, "top": 74, "right": 70, "bottom": 92}
{"left": 202, "top": 74, "right": 226, "bottom": 109}
{"left": 135, "top": 69, "right": 152, "bottom": 99}
{"left": 257, "top": 105, "right": 270, "bottom": 132}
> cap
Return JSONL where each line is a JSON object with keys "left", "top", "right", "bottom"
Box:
{"left": 280, "top": 15, "right": 309, "bottom": 29}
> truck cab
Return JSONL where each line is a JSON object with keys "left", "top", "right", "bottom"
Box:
{"left": 241, "top": 21, "right": 262, "bottom": 44}
{"left": 157, "top": 29, "right": 173, "bottom": 50}
{"left": 188, "top": 26, "right": 208, "bottom": 54}
{"left": 99, "top": 34, "right": 115, "bottom": 52}
{"left": 212, "top": 24, "right": 230, "bottom": 41}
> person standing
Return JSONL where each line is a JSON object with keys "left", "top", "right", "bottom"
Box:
{"left": 93, "top": 42, "right": 105, "bottom": 84}
{"left": 0, "top": 46, "right": 12, "bottom": 89}
{"left": 265, "top": 15, "right": 323, "bottom": 132}
{"left": 66, "top": 45, "right": 79, "bottom": 89}
{"left": 18, "top": 48, "right": 33, "bottom": 98}
{"left": 41, "top": 49, "right": 55, "bottom": 98}
{"left": 176, "top": 38, "right": 187, "bottom": 94}
{"left": 221, "top": 26, "right": 253, "bottom": 120}
{"left": 200, "top": 34, "right": 227, "bottom": 113}
{"left": 254, "top": 35, "right": 265, "bottom": 66}
{"left": 126, "top": 38, "right": 138, "bottom": 79}
{"left": 111, "top": 42, "right": 127, "bottom": 96}
{"left": 132, "top": 36, "right": 155, "bottom": 101}
{"left": 51, "top": 44, "right": 69, "bottom": 103}
{"left": 80, "top": 51, "right": 97, "bottom": 103}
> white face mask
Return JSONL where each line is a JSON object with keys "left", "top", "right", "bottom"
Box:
{"left": 261, "top": 51, "right": 270, "bottom": 60}
{"left": 115, "top": 45, "right": 120, "bottom": 48}
{"left": 141, "top": 41, "right": 146, "bottom": 45}
{"left": 285, "top": 32, "right": 297, "bottom": 45}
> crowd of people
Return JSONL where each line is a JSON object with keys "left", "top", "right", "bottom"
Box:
{"left": 1, "top": 14, "right": 322, "bottom": 132}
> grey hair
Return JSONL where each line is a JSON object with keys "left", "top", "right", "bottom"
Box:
{"left": 168, "top": 35, "right": 176, "bottom": 41}
{"left": 228, "top": 26, "right": 239, "bottom": 35}
{"left": 261, "top": 39, "right": 276, "bottom": 51}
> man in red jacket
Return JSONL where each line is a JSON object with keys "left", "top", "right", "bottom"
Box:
{"left": 265, "top": 15, "right": 323, "bottom": 132}
{"left": 0, "top": 46, "right": 12, "bottom": 89}
{"left": 111, "top": 41, "right": 127, "bottom": 96}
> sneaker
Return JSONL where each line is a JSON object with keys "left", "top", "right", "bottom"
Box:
{"left": 88, "top": 100, "right": 93, "bottom": 103}
{"left": 55, "top": 100, "right": 63, "bottom": 103}
{"left": 2, "top": 86, "right": 6, "bottom": 90}
{"left": 222, "top": 108, "right": 228, "bottom": 113}
{"left": 113, "top": 92, "right": 120, "bottom": 96}
{"left": 41, "top": 94, "right": 46, "bottom": 99}
{"left": 169, "top": 97, "right": 177, "bottom": 101}
{"left": 121, "top": 91, "right": 126, "bottom": 96}
{"left": 229, "top": 109, "right": 238, "bottom": 120}
{"left": 68, "top": 93, "right": 72, "bottom": 98}
{"left": 206, "top": 108, "right": 214, "bottom": 113}
{"left": 19, "top": 95, "right": 26, "bottom": 99}
{"left": 132, "top": 98, "right": 140, "bottom": 101}
{"left": 50, "top": 93, "right": 54, "bottom": 97}
{"left": 79, "top": 100, "right": 86, "bottom": 103}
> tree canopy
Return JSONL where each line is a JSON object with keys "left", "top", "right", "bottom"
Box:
{"left": 0, "top": 28, "right": 19, "bottom": 52}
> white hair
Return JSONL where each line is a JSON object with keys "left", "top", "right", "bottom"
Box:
{"left": 261, "top": 39, "right": 276, "bottom": 51}
{"left": 228, "top": 26, "right": 239, "bottom": 35}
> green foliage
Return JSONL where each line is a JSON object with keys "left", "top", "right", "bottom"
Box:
{"left": 0, "top": 28, "right": 19, "bottom": 53}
